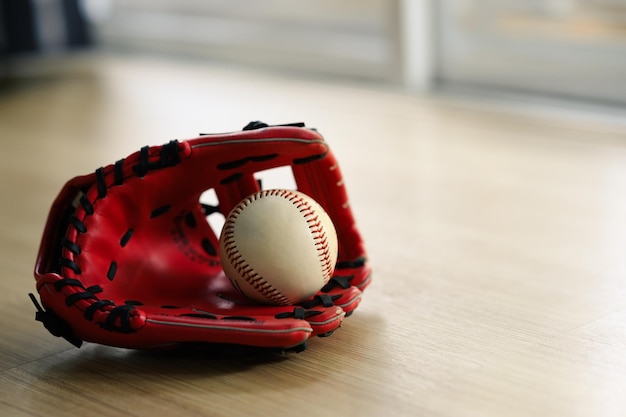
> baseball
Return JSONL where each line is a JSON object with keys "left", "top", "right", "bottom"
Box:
{"left": 219, "top": 189, "right": 338, "bottom": 305}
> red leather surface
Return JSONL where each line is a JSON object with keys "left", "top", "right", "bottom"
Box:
{"left": 34, "top": 124, "right": 370, "bottom": 349}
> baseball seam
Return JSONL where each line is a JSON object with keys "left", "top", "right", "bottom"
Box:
{"left": 221, "top": 189, "right": 333, "bottom": 305}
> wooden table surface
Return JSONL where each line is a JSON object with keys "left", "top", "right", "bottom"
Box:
{"left": 2, "top": 53, "right": 626, "bottom": 417}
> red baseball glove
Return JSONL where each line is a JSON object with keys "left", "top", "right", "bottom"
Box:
{"left": 30, "top": 121, "right": 371, "bottom": 352}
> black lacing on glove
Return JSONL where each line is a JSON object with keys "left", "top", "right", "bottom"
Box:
{"left": 48, "top": 140, "right": 183, "bottom": 335}
{"left": 29, "top": 293, "right": 83, "bottom": 348}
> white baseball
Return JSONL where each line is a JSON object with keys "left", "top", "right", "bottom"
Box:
{"left": 219, "top": 189, "right": 338, "bottom": 305}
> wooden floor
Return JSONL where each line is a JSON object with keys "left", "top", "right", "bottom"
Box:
{"left": 2, "top": 53, "right": 626, "bottom": 417}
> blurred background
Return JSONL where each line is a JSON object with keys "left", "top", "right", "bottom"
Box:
{"left": 1, "top": 0, "right": 626, "bottom": 109}
{"left": 4, "top": 3, "right": 626, "bottom": 416}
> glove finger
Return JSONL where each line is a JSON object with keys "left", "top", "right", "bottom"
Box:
{"left": 193, "top": 124, "right": 328, "bottom": 216}
{"left": 205, "top": 124, "right": 370, "bottom": 297}
{"left": 204, "top": 122, "right": 366, "bottom": 264}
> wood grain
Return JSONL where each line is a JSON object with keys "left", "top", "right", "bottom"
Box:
{"left": 1, "top": 53, "right": 626, "bottom": 417}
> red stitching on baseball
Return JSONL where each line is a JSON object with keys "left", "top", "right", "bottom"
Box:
{"left": 222, "top": 192, "right": 292, "bottom": 305}
{"left": 222, "top": 189, "right": 333, "bottom": 305}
